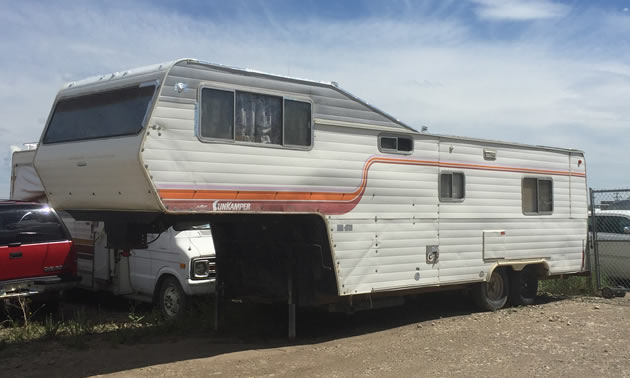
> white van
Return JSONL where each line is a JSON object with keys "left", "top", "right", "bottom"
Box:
{"left": 11, "top": 149, "right": 216, "bottom": 318}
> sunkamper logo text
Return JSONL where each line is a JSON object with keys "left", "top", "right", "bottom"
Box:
{"left": 212, "top": 201, "right": 251, "bottom": 211}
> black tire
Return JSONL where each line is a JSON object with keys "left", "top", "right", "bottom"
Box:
{"left": 472, "top": 268, "right": 509, "bottom": 311}
{"left": 157, "top": 276, "right": 188, "bottom": 320}
{"left": 601, "top": 287, "right": 615, "bottom": 299}
{"left": 508, "top": 266, "right": 539, "bottom": 306}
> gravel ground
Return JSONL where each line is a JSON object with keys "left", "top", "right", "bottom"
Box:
{"left": 2, "top": 293, "right": 629, "bottom": 377}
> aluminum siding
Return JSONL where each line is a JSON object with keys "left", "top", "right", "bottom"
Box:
{"left": 143, "top": 62, "right": 587, "bottom": 295}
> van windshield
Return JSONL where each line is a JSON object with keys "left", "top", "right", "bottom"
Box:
{"left": 42, "top": 84, "right": 156, "bottom": 144}
{"left": 173, "top": 221, "right": 211, "bottom": 231}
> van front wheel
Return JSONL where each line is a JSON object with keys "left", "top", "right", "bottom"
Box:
{"left": 158, "top": 276, "right": 188, "bottom": 320}
{"left": 472, "top": 268, "right": 509, "bottom": 311}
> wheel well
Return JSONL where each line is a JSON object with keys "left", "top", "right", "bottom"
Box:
{"left": 153, "top": 273, "right": 178, "bottom": 304}
{"left": 487, "top": 261, "right": 549, "bottom": 281}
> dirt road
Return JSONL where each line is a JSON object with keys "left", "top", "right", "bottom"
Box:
{"left": 3, "top": 293, "right": 629, "bottom": 377}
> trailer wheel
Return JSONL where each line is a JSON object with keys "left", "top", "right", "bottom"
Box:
{"left": 472, "top": 268, "right": 509, "bottom": 311}
{"left": 158, "top": 276, "right": 188, "bottom": 320}
{"left": 508, "top": 266, "right": 539, "bottom": 306}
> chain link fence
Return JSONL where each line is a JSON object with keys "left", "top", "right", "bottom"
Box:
{"left": 590, "top": 188, "right": 630, "bottom": 297}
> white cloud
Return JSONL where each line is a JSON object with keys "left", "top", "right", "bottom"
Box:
{"left": 471, "top": 0, "right": 569, "bottom": 21}
{"left": 0, "top": 1, "right": 629, "bottom": 197}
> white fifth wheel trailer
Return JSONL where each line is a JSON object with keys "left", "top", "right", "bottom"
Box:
{"left": 11, "top": 149, "right": 216, "bottom": 319}
{"left": 32, "top": 59, "right": 588, "bottom": 334}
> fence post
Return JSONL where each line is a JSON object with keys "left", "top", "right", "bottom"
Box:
{"left": 589, "top": 188, "right": 602, "bottom": 292}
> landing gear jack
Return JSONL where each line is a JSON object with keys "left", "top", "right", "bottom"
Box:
{"left": 288, "top": 252, "right": 296, "bottom": 341}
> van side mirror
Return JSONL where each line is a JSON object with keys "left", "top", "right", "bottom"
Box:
{"left": 624, "top": 226, "right": 630, "bottom": 234}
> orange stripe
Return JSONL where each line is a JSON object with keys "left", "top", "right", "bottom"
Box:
{"left": 158, "top": 157, "right": 585, "bottom": 202}
{"left": 159, "top": 190, "right": 196, "bottom": 199}
{"left": 275, "top": 192, "right": 314, "bottom": 200}
{"left": 236, "top": 191, "right": 278, "bottom": 200}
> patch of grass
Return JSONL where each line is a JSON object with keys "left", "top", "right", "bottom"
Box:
{"left": 0, "top": 294, "right": 220, "bottom": 353}
{"left": 43, "top": 313, "right": 62, "bottom": 340}
{"left": 539, "top": 276, "right": 594, "bottom": 296}
{"left": 1, "top": 297, "right": 45, "bottom": 344}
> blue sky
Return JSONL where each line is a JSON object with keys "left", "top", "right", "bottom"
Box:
{"left": 1, "top": 0, "right": 629, "bottom": 197}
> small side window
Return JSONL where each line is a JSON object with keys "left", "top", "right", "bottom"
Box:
{"left": 379, "top": 135, "right": 414, "bottom": 154}
{"left": 284, "top": 99, "right": 312, "bottom": 146}
{"left": 381, "top": 137, "right": 397, "bottom": 150}
{"left": 522, "top": 177, "right": 553, "bottom": 215}
{"left": 439, "top": 172, "right": 465, "bottom": 201}
{"left": 200, "top": 88, "right": 234, "bottom": 140}
{"left": 398, "top": 138, "right": 413, "bottom": 152}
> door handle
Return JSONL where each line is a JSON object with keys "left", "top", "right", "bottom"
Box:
{"left": 9, "top": 252, "right": 23, "bottom": 259}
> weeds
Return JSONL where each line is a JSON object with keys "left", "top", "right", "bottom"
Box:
{"left": 0, "top": 295, "right": 218, "bottom": 353}
{"left": 1, "top": 297, "right": 44, "bottom": 343}
{"left": 539, "top": 276, "right": 594, "bottom": 296}
{"left": 66, "top": 307, "right": 94, "bottom": 337}
{"left": 43, "top": 313, "right": 62, "bottom": 340}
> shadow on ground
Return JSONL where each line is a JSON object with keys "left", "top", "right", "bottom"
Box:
{"left": 1, "top": 289, "right": 569, "bottom": 377}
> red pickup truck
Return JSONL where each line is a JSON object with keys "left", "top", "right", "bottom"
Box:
{"left": 0, "top": 201, "right": 78, "bottom": 299}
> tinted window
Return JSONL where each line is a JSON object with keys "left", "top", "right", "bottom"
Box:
{"left": 398, "top": 137, "right": 413, "bottom": 152}
{"left": 284, "top": 99, "right": 311, "bottom": 146}
{"left": 440, "top": 172, "right": 465, "bottom": 201}
{"left": 522, "top": 177, "right": 553, "bottom": 214}
{"left": 379, "top": 136, "right": 413, "bottom": 153}
{"left": 200, "top": 88, "right": 234, "bottom": 139}
{"left": 0, "top": 205, "right": 67, "bottom": 245}
{"left": 522, "top": 178, "right": 538, "bottom": 213}
{"left": 235, "top": 92, "right": 282, "bottom": 144}
{"left": 43, "top": 85, "right": 156, "bottom": 144}
{"left": 539, "top": 179, "right": 553, "bottom": 212}
{"left": 173, "top": 221, "right": 211, "bottom": 231}
{"left": 381, "top": 137, "right": 397, "bottom": 150}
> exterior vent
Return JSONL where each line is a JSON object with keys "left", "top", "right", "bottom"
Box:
{"left": 483, "top": 149, "right": 497, "bottom": 161}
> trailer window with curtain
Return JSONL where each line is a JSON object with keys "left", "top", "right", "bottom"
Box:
{"left": 235, "top": 92, "right": 282, "bottom": 144}
{"left": 199, "top": 87, "right": 312, "bottom": 148}
{"left": 42, "top": 84, "right": 156, "bottom": 144}
{"left": 522, "top": 177, "right": 553, "bottom": 214}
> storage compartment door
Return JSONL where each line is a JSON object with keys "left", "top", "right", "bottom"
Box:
{"left": 483, "top": 230, "right": 506, "bottom": 260}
